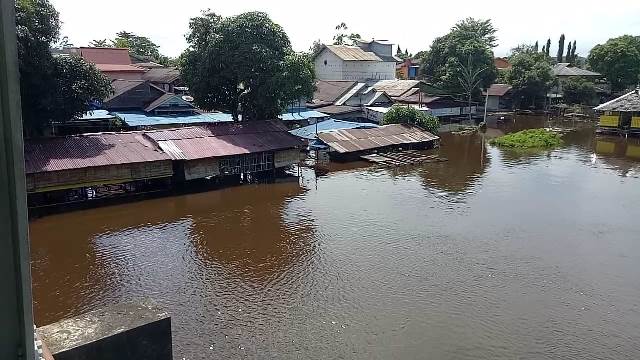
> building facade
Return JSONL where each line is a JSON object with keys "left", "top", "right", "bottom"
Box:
{"left": 314, "top": 41, "right": 399, "bottom": 81}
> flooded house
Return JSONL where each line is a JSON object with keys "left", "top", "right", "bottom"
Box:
{"left": 594, "top": 88, "right": 640, "bottom": 134}
{"left": 316, "top": 123, "right": 439, "bottom": 161}
{"left": 24, "top": 120, "right": 304, "bottom": 208}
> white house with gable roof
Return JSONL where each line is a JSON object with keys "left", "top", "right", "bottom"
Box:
{"left": 314, "top": 39, "right": 399, "bottom": 81}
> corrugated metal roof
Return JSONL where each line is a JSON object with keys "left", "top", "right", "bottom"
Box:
{"left": 78, "top": 110, "right": 115, "bottom": 120}
{"left": 289, "top": 119, "right": 379, "bottom": 140}
{"left": 313, "top": 80, "right": 358, "bottom": 103}
{"left": 96, "top": 64, "right": 147, "bottom": 73}
{"left": 325, "top": 45, "right": 382, "bottom": 61}
{"left": 279, "top": 110, "right": 330, "bottom": 121}
{"left": 552, "top": 63, "right": 601, "bottom": 77}
{"left": 483, "top": 84, "right": 513, "bottom": 97}
{"left": 142, "top": 67, "right": 181, "bottom": 83}
{"left": 24, "top": 132, "right": 170, "bottom": 174}
{"left": 79, "top": 47, "right": 131, "bottom": 65}
{"left": 114, "top": 111, "right": 233, "bottom": 127}
{"left": 145, "top": 120, "right": 303, "bottom": 160}
{"left": 317, "top": 124, "right": 439, "bottom": 153}
{"left": 368, "top": 80, "right": 422, "bottom": 97}
{"left": 594, "top": 89, "right": 640, "bottom": 112}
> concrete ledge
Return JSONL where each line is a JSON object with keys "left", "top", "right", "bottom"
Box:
{"left": 37, "top": 301, "right": 172, "bottom": 360}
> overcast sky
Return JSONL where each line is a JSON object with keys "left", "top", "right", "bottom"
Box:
{"left": 52, "top": 0, "right": 640, "bottom": 58}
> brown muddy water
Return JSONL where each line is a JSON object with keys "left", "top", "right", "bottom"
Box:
{"left": 30, "top": 116, "right": 640, "bottom": 359}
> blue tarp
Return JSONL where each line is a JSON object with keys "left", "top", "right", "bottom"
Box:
{"left": 114, "top": 111, "right": 233, "bottom": 127}
{"left": 289, "top": 118, "right": 379, "bottom": 140}
{"left": 279, "top": 110, "right": 330, "bottom": 121}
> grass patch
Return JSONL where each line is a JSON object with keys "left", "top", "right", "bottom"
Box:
{"left": 489, "top": 129, "right": 563, "bottom": 149}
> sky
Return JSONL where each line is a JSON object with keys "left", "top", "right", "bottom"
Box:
{"left": 51, "top": 0, "right": 640, "bottom": 58}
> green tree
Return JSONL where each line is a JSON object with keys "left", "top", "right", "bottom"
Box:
{"left": 89, "top": 39, "right": 109, "bottom": 47}
{"left": 181, "top": 11, "right": 315, "bottom": 121}
{"left": 557, "top": 34, "right": 565, "bottom": 63}
{"left": 534, "top": 41, "right": 539, "bottom": 52}
{"left": 383, "top": 105, "right": 440, "bottom": 134}
{"left": 506, "top": 48, "right": 555, "bottom": 109}
{"left": 570, "top": 40, "right": 577, "bottom": 64}
{"left": 332, "top": 22, "right": 361, "bottom": 45}
{"left": 16, "top": 0, "right": 112, "bottom": 136}
{"left": 545, "top": 38, "right": 551, "bottom": 57}
{"left": 562, "top": 78, "right": 596, "bottom": 105}
{"left": 566, "top": 41, "right": 572, "bottom": 63}
{"left": 420, "top": 18, "right": 498, "bottom": 96}
{"left": 588, "top": 35, "right": 640, "bottom": 92}
{"left": 309, "top": 39, "right": 323, "bottom": 55}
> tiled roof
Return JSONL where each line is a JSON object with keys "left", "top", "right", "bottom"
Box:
{"left": 317, "top": 123, "right": 439, "bottom": 154}
{"left": 79, "top": 47, "right": 131, "bottom": 65}
{"left": 594, "top": 90, "right": 640, "bottom": 112}
{"left": 324, "top": 45, "right": 382, "bottom": 61}
{"left": 24, "top": 132, "right": 170, "bottom": 174}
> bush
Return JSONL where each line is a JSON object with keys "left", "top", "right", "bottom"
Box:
{"left": 562, "top": 78, "right": 597, "bottom": 105}
{"left": 383, "top": 105, "right": 440, "bottom": 134}
{"left": 489, "top": 129, "right": 563, "bottom": 149}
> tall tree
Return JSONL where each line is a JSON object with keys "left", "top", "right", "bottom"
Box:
{"left": 588, "top": 35, "right": 640, "bottom": 92}
{"left": 534, "top": 41, "right": 539, "bottom": 52}
{"left": 570, "top": 40, "right": 577, "bottom": 64}
{"left": 15, "top": 0, "right": 112, "bottom": 136}
{"left": 332, "top": 22, "right": 361, "bottom": 45}
{"left": 309, "top": 39, "right": 323, "bottom": 55}
{"left": 545, "top": 38, "right": 551, "bottom": 57}
{"left": 397, "top": 45, "right": 402, "bottom": 55}
{"left": 181, "top": 11, "right": 315, "bottom": 121}
{"left": 566, "top": 42, "right": 572, "bottom": 63}
{"left": 506, "top": 47, "right": 555, "bottom": 109}
{"left": 420, "top": 18, "right": 498, "bottom": 96}
{"left": 458, "top": 56, "right": 488, "bottom": 121}
{"left": 541, "top": 44, "right": 546, "bottom": 54}
{"left": 557, "top": 34, "right": 565, "bottom": 63}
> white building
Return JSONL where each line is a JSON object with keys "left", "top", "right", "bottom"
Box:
{"left": 314, "top": 40, "right": 399, "bottom": 81}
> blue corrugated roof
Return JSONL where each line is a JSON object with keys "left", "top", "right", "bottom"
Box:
{"left": 279, "top": 110, "right": 330, "bottom": 121}
{"left": 114, "top": 111, "right": 233, "bottom": 127}
{"left": 289, "top": 118, "right": 379, "bottom": 140}
{"left": 79, "top": 110, "right": 115, "bottom": 120}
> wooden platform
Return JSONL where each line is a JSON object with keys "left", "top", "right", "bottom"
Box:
{"left": 361, "top": 150, "right": 447, "bottom": 167}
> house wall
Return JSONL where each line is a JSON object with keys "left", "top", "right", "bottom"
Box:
{"left": 103, "top": 71, "right": 144, "bottom": 81}
{"left": 486, "top": 96, "right": 500, "bottom": 111}
{"left": 184, "top": 158, "right": 220, "bottom": 181}
{"left": 274, "top": 149, "right": 302, "bottom": 168}
{"left": 342, "top": 61, "right": 395, "bottom": 81}
{"left": 367, "top": 42, "right": 393, "bottom": 57}
{"left": 314, "top": 50, "right": 344, "bottom": 80}
{"left": 26, "top": 161, "right": 173, "bottom": 193}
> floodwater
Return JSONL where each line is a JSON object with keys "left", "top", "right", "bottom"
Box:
{"left": 30, "top": 116, "right": 640, "bottom": 359}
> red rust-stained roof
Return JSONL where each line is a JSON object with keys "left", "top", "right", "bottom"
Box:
{"left": 317, "top": 124, "right": 439, "bottom": 154}
{"left": 144, "top": 120, "right": 304, "bottom": 160}
{"left": 79, "top": 47, "right": 132, "bottom": 65}
{"left": 24, "top": 133, "right": 171, "bottom": 174}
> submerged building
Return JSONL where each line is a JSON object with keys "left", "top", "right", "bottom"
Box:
{"left": 594, "top": 89, "right": 640, "bottom": 133}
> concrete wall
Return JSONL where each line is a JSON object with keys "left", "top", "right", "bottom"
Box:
{"left": 314, "top": 50, "right": 344, "bottom": 80}
{"left": 314, "top": 48, "right": 395, "bottom": 81}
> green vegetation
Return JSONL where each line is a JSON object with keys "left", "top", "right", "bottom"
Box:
{"left": 91, "top": 31, "right": 173, "bottom": 65}
{"left": 181, "top": 11, "right": 315, "bottom": 121}
{"left": 16, "top": 0, "right": 112, "bottom": 136}
{"left": 562, "top": 78, "right": 596, "bottom": 105}
{"left": 490, "top": 129, "right": 563, "bottom": 149}
{"left": 420, "top": 18, "right": 498, "bottom": 96}
{"left": 505, "top": 46, "right": 555, "bottom": 109}
{"left": 588, "top": 35, "right": 640, "bottom": 92}
{"left": 383, "top": 106, "right": 440, "bottom": 134}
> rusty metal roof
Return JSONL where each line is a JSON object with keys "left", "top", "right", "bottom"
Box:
{"left": 145, "top": 120, "right": 304, "bottom": 160}
{"left": 96, "top": 64, "right": 147, "bottom": 73}
{"left": 325, "top": 45, "right": 382, "bottom": 61}
{"left": 24, "top": 133, "right": 171, "bottom": 174}
{"left": 317, "top": 124, "right": 439, "bottom": 153}
{"left": 79, "top": 47, "right": 132, "bottom": 65}
{"left": 142, "top": 67, "right": 181, "bottom": 83}
{"left": 483, "top": 84, "right": 513, "bottom": 97}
